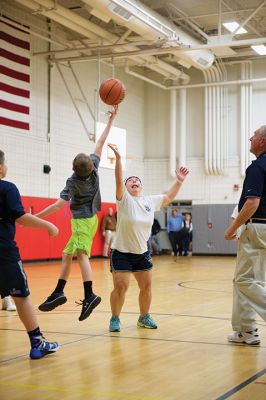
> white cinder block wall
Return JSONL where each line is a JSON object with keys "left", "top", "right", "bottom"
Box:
{"left": 1, "top": 3, "right": 266, "bottom": 206}
{"left": 144, "top": 62, "right": 266, "bottom": 203}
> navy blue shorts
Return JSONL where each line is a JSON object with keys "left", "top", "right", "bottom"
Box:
{"left": 110, "top": 250, "right": 153, "bottom": 273}
{"left": 0, "top": 260, "right": 30, "bottom": 298}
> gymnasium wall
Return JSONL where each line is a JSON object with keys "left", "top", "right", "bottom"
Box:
{"left": 15, "top": 197, "right": 116, "bottom": 261}
{"left": 1, "top": 2, "right": 266, "bottom": 259}
{"left": 144, "top": 61, "right": 266, "bottom": 203}
{"left": 0, "top": 2, "right": 145, "bottom": 203}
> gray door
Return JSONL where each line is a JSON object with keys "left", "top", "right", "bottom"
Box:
{"left": 192, "top": 204, "right": 237, "bottom": 255}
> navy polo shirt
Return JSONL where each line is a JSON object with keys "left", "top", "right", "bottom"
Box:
{"left": 0, "top": 180, "right": 25, "bottom": 262}
{"left": 238, "top": 152, "right": 266, "bottom": 218}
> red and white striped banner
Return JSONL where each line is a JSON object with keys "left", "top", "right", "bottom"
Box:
{"left": 0, "top": 17, "right": 30, "bottom": 131}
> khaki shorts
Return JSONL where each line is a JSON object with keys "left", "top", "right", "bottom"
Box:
{"left": 63, "top": 215, "right": 98, "bottom": 257}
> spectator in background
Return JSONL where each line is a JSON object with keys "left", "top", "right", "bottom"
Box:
{"left": 167, "top": 209, "right": 184, "bottom": 256}
{"left": 101, "top": 207, "right": 117, "bottom": 257}
{"left": 181, "top": 213, "right": 193, "bottom": 256}
{"left": 148, "top": 218, "right": 161, "bottom": 255}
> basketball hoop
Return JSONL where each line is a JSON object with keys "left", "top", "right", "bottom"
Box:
{"left": 107, "top": 155, "right": 132, "bottom": 165}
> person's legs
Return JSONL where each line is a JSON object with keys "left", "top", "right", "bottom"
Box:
{"left": 76, "top": 250, "right": 101, "bottom": 321}
{"left": 228, "top": 225, "right": 266, "bottom": 345}
{"left": 103, "top": 230, "right": 112, "bottom": 257}
{"left": 168, "top": 232, "right": 178, "bottom": 256}
{"left": 38, "top": 253, "right": 72, "bottom": 312}
{"left": 134, "top": 270, "right": 152, "bottom": 316}
{"left": 77, "top": 250, "right": 92, "bottom": 282}
{"left": 14, "top": 296, "right": 38, "bottom": 331}
{"left": 176, "top": 231, "right": 184, "bottom": 256}
{"left": 134, "top": 270, "right": 157, "bottom": 329}
{"left": 109, "top": 272, "right": 130, "bottom": 332}
{"left": 151, "top": 234, "right": 160, "bottom": 255}
{"left": 232, "top": 225, "right": 266, "bottom": 328}
{"left": 182, "top": 233, "right": 190, "bottom": 256}
{"left": 59, "top": 253, "right": 73, "bottom": 280}
{"left": 110, "top": 272, "right": 130, "bottom": 317}
{"left": 2, "top": 296, "right": 16, "bottom": 311}
{"left": 13, "top": 296, "right": 59, "bottom": 359}
{"left": 109, "top": 231, "right": 116, "bottom": 249}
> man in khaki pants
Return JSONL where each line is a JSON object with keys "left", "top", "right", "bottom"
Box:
{"left": 101, "top": 207, "right": 117, "bottom": 257}
{"left": 224, "top": 125, "right": 266, "bottom": 345}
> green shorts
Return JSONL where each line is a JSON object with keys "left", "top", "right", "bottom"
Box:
{"left": 63, "top": 215, "right": 98, "bottom": 257}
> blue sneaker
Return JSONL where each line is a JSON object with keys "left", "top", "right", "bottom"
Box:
{"left": 109, "top": 316, "right": 121, "bottom": 332}
{"left": 137, "top": 313, "right": 157, "bottom": 329}
{"left": 30, "top": 339, "right": 59, "bottom": 359}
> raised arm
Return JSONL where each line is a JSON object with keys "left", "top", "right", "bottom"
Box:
{"left": 16, "top": 214, "right": 59, "bottom": 237}
{"left": 161, "top": 167, "right": 189, "bottom": 207}
{"left": 94, "top": 105, "right": 118, "bottom": 158}
{"left": 108, "top": 144, "right": 124, "bottom": 200}
{"left": 35, "top": 198, "right": 67, "bottom": 218}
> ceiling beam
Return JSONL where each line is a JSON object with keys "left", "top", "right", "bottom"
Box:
{"left": 171, "top": 6, "right": 266, "bottom": 21}
{"left": 168, "top": 2, "right": 210, "bottom": 40}
{"left": 222, "top": 0, "right": 262, "bottom": 36}
{"left": 232, "top": 0, "right": 266, "bottom": 36}
{"left": 53, "top": 36, "right": 266, "bottom": 63}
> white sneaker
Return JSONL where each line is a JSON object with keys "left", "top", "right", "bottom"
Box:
{"left": 227, "top": 329, "right": 260, "bottom": 345}
{"left": 2, "top": 297, "right": 16, "bottom": 311}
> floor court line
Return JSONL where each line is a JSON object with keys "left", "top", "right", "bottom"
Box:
{"left": 0, "top": 381, "right": 167, "bottom": 400}
{"left": 2, "top": 310, "right": 266, "bottom": 327}
{"left": 1, "top": 327, "right": 264, "bottom": 365}
{"left": 216, "top": 368, "right": 266, "bottom": 400}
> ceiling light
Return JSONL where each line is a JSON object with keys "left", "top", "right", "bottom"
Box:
{"left": 251, "top": 45, "right": 266, "bottom": 55}
{"left": 223, "top": 22, "right": 247, "bottom": 34}
{"left": 111, "top": 0, "right": 177, "bottom": 39}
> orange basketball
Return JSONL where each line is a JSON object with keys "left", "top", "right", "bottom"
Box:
{"left": 99, "top": 78, "right": 126, "bottom": 106}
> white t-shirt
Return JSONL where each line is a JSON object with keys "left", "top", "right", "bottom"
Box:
{"left": 231, "top": 205, "right": 238, "bottom": 219}
{"left": 231, "top": 204, "right": 244, "bottom": 238}
{"left": 111, "top": 190, "right": 165, "bottom": 254}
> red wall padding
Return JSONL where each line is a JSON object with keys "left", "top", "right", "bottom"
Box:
{"left": 15, "top": 196, "right": 116, "bottom": 261}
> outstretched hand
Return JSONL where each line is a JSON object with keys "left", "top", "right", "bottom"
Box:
{"left": 108, "top": 105, "right": 118, "bottom": 122}
{"left": 108, "top": 143, "right": 121, "bottom": 159}
{"left": 176, "top": 166, "right": 189, "bottom": 182}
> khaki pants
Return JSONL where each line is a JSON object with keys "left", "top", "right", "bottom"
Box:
{"left": 103, "top": 230, "right": 116, "bottom": 257}
{"left": 232, "top": 222, "right": 266, "bottom": 332}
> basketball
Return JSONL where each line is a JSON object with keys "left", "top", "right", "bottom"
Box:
{"left": 99, "top": 78, "right": 126, "bottom": 106}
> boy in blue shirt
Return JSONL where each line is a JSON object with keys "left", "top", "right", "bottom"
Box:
{"left": 0, "top": 150, "right": 59, "bottom": 359}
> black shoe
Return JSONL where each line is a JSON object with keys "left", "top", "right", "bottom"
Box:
{"left": 78, "top": 293, "right": 101, "bottom": 321}
{"left": 38, "top": 292, "right": 67, "bottom": 312}
{"left": 183, "top": 252, "right": 188, "bottom": 256}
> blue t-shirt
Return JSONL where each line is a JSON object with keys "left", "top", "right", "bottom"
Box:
{"left": 60, "top": 153, "right": 101, "bottom": 219}
{"left": 167, "top": 215, "right": 184, "bottom": 232}
{"left": 238, "top": 152, "right": 266, "bottom": 218}
{"left": 0, "top": 180, "right": 25, "bottom": 262}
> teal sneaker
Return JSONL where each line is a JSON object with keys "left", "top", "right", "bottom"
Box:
{"left": 109, "top": 316, "right": 121, "bottom": 332}
{"left": 137, "top": 313, "right": 157, "bottom": 329}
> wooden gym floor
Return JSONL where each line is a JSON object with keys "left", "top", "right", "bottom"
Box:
{"left": 0, "top": 255, "right": 265, "bottom": 400}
